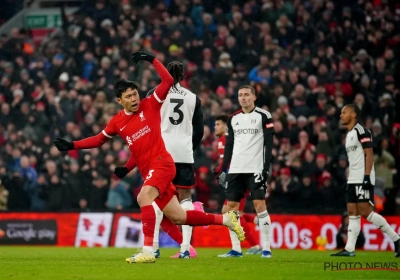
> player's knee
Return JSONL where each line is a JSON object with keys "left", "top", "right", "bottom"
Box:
{"left": 177, "top": 188, "right": 191, "bottom": 201}
{"left": 225, "top": 200, "right": 240, "bottom": 212}
{"left": 346, "top": 203, "right": 358, "bottom": 216}
{"left": 168, "top": 212, "right": 186, "bottom": 225}
{"left": 358, "top": 205, "right": 373, "bottom": 219}
{"left": 137, "top": 186, "right": 159, "bottom": 206}
{"left": 221, "top": 204, "right": 229, "bottom": 214}
{"left": 252, "top": 199, "right": 267, "bottom": 213}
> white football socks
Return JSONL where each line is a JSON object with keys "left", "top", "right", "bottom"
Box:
{"left": 367, "top": 212, "right": 400, "bottom": 242}
{"left": 258, "top": 210, "right": 271, "bottom": 252}
{"left": 180, "top": 198, "right": 194, "bottom": 253}
{"left": 345, "top": 215, "right": 360, "bottom": 252}
{"left": 152, "top": 202, "right": 163, "bottom": 252}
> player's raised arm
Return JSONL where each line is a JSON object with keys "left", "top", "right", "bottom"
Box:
{"left": 192, "top": 97, "right": 204, "bottom": 151}
{"left": 131, "top": 50, "right": 173, "bottom": 104}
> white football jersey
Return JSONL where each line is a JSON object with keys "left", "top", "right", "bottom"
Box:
{"left": 346, "top": 123, "right": 375, "bottom": 184}
{"left": 160, "top": 83, "right": 198, "bottom": 163}
{"left": 225, "top": 107, "right": 274, "bottom": 174}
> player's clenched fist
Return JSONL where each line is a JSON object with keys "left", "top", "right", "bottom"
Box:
{"left": 114, "top": 167, "right": 129, "bottom": 179}
{"left": 53, "top": 137, "right": 74, "bottom": 151}
{"left": 131, "top": 50, "right": 155, "bottom": 64}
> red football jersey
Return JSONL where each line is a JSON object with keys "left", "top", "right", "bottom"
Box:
{"left": 215, "top": 134, "right": 226, "bottom": 173}
{"left": 102, "top": 95, "right": 174, "bottom": 177}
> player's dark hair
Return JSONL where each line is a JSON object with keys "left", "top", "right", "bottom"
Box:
{"left": 239, "top": 85, "right": 256, "bottom": 95}
{"left": 215, "top": 115, "right": 228, "bottom": 124}
{"left": 346, "top": 103, "right": 362, "bottom": 123}
{"left": 114, "top": 79, "right": 139, "bottom": 98}
{"left": 167, "top": 61, "right": 184, "bottom": 90}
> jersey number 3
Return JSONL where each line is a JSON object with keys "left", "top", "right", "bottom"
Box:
{"left": 169, "top": 99, "right": 184, "bottom": 125}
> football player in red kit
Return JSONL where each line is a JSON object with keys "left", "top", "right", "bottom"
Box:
{"left": 214, "top": 115, "right": 261, "bottom": 256}
{"left": 54, "top": 51, "right": 244, "bottom": 263}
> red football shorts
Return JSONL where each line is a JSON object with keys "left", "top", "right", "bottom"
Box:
{"left": 142, "top": 159, "right": 178, "bottom": 210}
{"left": 224, "top": 190, "right": 249, "bottom": 211}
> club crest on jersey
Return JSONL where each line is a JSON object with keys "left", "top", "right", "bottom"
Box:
{"left": 235, "top": 122, "right": 239, "bottom": 126}
{"left": 251, "top": 119, "right": 256, "bottom": 124}
{"left": 139, "top": 111, "right": 145, "bottom": 121}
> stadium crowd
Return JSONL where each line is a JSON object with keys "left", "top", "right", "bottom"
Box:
{"left": 0, "top": 0, "right": 399, "bottom": 215}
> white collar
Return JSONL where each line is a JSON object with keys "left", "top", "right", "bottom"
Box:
{"left": 124, "top": 109, "right": 133, "bottom": 115}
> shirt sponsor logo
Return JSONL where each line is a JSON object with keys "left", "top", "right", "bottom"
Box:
{"left": 346, "top": 145, "right": 358, "bottom": 152}
{"left": 131, "top": 125, "right": 151, "bottom": 141}
{"left": 233, "top": 128, "right": 259, "bottom": 135}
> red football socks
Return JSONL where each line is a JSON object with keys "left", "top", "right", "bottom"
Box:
{"left": 240, "top": 216, "right": 258, "bottom": 246}
{"left": 141, "top": 205, "right": 156, "bottom": 247}
{"left": 185, "top": 210, "right": 223, "bottom": 226}
{"left": 160, "top": 216, "right": 183, "bottom": 244}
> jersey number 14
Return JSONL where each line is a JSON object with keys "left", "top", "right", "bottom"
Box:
{"left": 169, "top": 99, "right": 184, "bottom": 125}
{"left": 355, "top": 185, "right": 370, "bottom": 199}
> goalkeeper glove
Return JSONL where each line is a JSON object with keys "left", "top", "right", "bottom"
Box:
{"left": 131, "top": 50, "right": 155, "bottom": 64}
{"left": 53, "top": 138, "right": 74, "bottom": 151}
{"left": 114, "top": 167, "right": 129, "bottom": 179}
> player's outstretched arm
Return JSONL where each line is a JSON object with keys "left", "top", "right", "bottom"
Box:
{"left": 54, "top": 133, "right": 110, "bottom": 151}
{"left": 192, "top": 97, "right": 204, "bottom": 151}
{"left": 221, "top": 117, "right": 234, "bottom": 172}
{"left": 73, "top": 132, "right": 110, "bottom": 149}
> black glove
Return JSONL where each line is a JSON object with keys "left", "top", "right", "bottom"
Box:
{"left": 363, "top": 175, "right": 373, "bottom": 190}
{"left": 131, "top": 50, "right": 155, "bottom": 64}
{"left": 114, "top": 167, "right": 129, "bottom": 179}
{"left": 218, "top": 172, "right": 227, "bottom": 189}
{"left": 262, "top": 168, "right": 269, "bottom": 184}
{"left": 53, "top": 138, "right": 74, "bottom": 151}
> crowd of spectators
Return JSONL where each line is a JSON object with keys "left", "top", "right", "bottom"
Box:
{"left": 0, "top": 0, "right": 400, "bottom": 215}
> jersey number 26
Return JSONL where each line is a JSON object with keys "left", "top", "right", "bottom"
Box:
{"left": 169, "top": 98, "right": 184, "bottom": 125}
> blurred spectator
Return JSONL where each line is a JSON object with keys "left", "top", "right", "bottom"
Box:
{"left": 107, "top": 177, "right": 132, "bottom": 210}
{"left": 0, "top": 178, "right": 8, "bottom": 210}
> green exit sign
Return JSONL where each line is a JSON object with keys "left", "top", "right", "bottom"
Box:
{"left": 26, "top": 14, "right": 62, "bottom": 29}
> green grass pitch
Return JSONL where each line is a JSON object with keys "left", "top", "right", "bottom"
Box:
{"left": 0, "top": 247, "right": 399, "bottom": 280}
